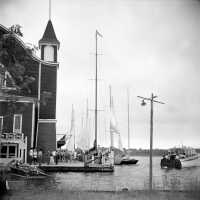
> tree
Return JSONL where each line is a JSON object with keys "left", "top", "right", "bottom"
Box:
{"left": 0, "top": 24, "right": 35, "bottom": 95}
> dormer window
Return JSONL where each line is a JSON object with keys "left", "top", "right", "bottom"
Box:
{"left": 0, "top": 65, "right": 16, "bottom": 91}
{"left": 0, "top": 67, "right": 6, "bottom": 88}
{"left": 13, "top": 114, "right": 22, "bottom": 133}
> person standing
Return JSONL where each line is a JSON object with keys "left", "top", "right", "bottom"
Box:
{"left": 38, "top": 149, "right": 43, "bottom": 166}
{"left": 49, "top": 151, "right": 55, "bottom": 165}
{"left": 33, "top": 149, "right": 38, "bottom": 165}
{"left": 47, "top": 151, "right": 51, "bottom": 165}
{"left": 55, "top": 151, "right": 58, "bottom": 165}
{"left": 29, "top": 148, "right": 34, "bottom": 165}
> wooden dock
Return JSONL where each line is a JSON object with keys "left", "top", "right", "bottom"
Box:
{"left": 39, "top": 162, "right": 114, "bottom": 173}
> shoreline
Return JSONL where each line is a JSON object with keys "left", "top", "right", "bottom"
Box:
{"left": 2, "top": 189, "right": 200, "bottom": 200}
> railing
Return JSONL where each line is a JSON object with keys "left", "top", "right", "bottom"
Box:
{"left": 0, "top": 132, "right": 24, "bottom": 141}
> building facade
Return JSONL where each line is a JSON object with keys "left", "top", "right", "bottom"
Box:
{"left": 0, "top": 20, "right": 60, "bottom": 163}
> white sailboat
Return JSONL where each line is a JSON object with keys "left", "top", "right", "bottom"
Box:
{"left": 109, "top": 87, "right": 138, "bottom": 165}
{"left": 65, "top": 105, "right": 76, "bottom": 152}
{"left": 77, "top": 100, "right": 91, "bottom": 151}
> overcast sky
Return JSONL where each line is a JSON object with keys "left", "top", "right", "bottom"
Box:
{"left": 1, "top": 0, "right": 200, "bottom": 149}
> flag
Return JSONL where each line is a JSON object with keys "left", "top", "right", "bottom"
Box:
{"left": 57, "top": 134, "right": 66, "bottom": 148}
{"left": 96, "top": 30, "right": 103, "bottom": 38}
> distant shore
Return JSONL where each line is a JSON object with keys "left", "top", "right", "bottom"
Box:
{"left": 127, "top": 148, "right": 200, "bottom": 157}
{"left": 2, "top": 190, "right": 200, "bottom": 200}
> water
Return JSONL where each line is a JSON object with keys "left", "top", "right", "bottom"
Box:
{"left": 6, "top": 156, "right": 200, "bottom": 195}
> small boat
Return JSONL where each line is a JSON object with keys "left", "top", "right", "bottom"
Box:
{"left": 160, "top": 154, "right": 182, "bottom": 170}
{"left": 9, "top": 160, "right": 48, "bottom": 177}
{"left": 169, "top": 146, "right": 199, "bottom": 164}
{"left": 120, "top": 156, "right": 138, "bottom": 165}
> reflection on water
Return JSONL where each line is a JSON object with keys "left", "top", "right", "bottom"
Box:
{"left": 6, "top": 156, "right": 200, "bottom": 194}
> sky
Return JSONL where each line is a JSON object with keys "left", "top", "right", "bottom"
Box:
{"left": 1, "top": 0, "right": 200, "bottom": 149}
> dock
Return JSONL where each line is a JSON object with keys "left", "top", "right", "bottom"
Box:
{"left": 38, "top": 162, "right": 114, "bottom": 173}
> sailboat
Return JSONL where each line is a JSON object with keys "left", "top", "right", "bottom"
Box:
{"left": 76, "top": 100, "right": 91, "bottom": 151}
{"left": 83, "top": 30, "right": 114, "bottom": 171}
{"left": 66, "top": 104, "right": 76, "bottom": 152}
{"left": 120, "top": 89, "right": 138, "bottom": 164}
{"left": 109, "top": 87, "right": 138, "bottom": 165}
{"left": 57, "top": 105, "right": 76, "bottom": 151}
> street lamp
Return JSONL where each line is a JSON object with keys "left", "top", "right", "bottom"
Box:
{"left": 137, "top": 93, "right": 164, "bottom": 191}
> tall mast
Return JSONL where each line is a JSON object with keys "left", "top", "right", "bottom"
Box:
{"left": 70, "top": 104, "right": 75, "bottom": 151}
{"left": 94, "top": 31, "right": 98, "bottom": 149}
{"left": 86, "top": 99, "right": 90, "bottom": 148}
{"left": 94, "top": 30, "right": 102, "bottom": 149}
{"left": 127, "top": 88, "right": 130, "bottom": 149}
{"left": 109, "top": 85, "right": 113, "bottom": 148}
{"left": 86, "top": 98, "right": 89, "bottom": 127}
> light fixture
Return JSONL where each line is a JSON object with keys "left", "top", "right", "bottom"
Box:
{"left": 141, "top": 99, "right": 146, "bottom": 106}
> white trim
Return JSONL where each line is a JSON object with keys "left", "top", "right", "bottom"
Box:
{"left": 31, "top": 103, "right": 35, "bottom": 148}
{"left": 0, "top": 116, "right": 3, "bottom": 132}
{"left": 39, "top": 42, "right": 59, "bottom": 49}
{"left": 35, "top": 62, "right": 42, "bottom": 148}
{"left": 0, "top": 99, "right": 35, "bottom": 103}
{"left": 38, "top": 119, "right": 57, "bottom": 123}
{"left": 13, "top": 114, "right": 22, "bottom": 133}
{"left": 38, "top": 62, "right": 41, "bottom": 101}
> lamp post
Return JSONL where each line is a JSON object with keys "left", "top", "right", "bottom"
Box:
{"left": 137, "top": 93, "right": 164, "bottom": 191}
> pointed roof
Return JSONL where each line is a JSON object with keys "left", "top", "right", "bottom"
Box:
{"left": 39, "top": 20, "right": 60, "bottom": 47}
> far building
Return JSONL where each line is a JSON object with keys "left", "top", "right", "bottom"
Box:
{"left": 0, "top": 19, "right": 60, "bottom": 164}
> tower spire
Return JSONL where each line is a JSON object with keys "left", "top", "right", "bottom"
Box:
{"left": 49, "top": 0, "right": 51, "bottom": 20}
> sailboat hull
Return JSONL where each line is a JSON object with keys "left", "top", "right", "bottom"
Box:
{"left": 120, "top": 158, "right": 138, "bottom": 165}
{"left": 114, "top": 156, "right": 138, "bottom": 165}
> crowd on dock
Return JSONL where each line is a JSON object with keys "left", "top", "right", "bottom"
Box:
{"left": 28, "top": 147, "right": 113, "bottom": 166}
{"left": 29, "top": 148, "right": 82, "bottom": 165}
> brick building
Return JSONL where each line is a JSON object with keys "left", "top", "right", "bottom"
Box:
{"left": 0, "top": 20, "right": 60, "bottom": 163}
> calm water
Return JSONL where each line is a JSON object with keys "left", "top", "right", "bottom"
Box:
{"left": 6, "top": 156, "right": 200, "bottom": 195}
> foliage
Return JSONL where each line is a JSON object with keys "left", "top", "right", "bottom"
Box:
{"left": 0, "top": 25, "right": 35, "bottom": 95}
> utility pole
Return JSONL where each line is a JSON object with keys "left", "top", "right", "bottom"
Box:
{"left": 137, "top": 93, "right": 164, "bottom": 191}
{"left": 127, "top": 89, "right": 130, "bottom": 149}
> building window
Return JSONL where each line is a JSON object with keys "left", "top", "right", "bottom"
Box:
{"left": 0, "top": 146, "right": 7, "bottom": 158}
{"left": 9, "top": 146, "right": 16, "bottom": 158}
{"left": 0, "top": 116, "right": 3, "bottom": 132}
{"left": 13, "top": 114, "right": 22, "bottom": 133}
{"left": 44, "top": 45, "right": 54, "bottom": 62}
{"left": 0, "top": 73, "right": 5, "bottom": 87}
{"left": 0, "top": 144, "right": 17, "bottom": 158}
{"left": 0, "top": 65, "right": 16, "bottom": 90}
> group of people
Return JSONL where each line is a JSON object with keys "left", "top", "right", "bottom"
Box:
{"left": 47, "top": 150, "right": 77, "bottom": 165}
{"left": 29, "top": 148, "right": 83, "bottom": 165}
{"left": 29, "top": 148, "right": 43, "bottom": 165}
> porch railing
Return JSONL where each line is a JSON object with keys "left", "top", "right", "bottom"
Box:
{"left": 0, "top": 132, "right": 25, "bottom": 142}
